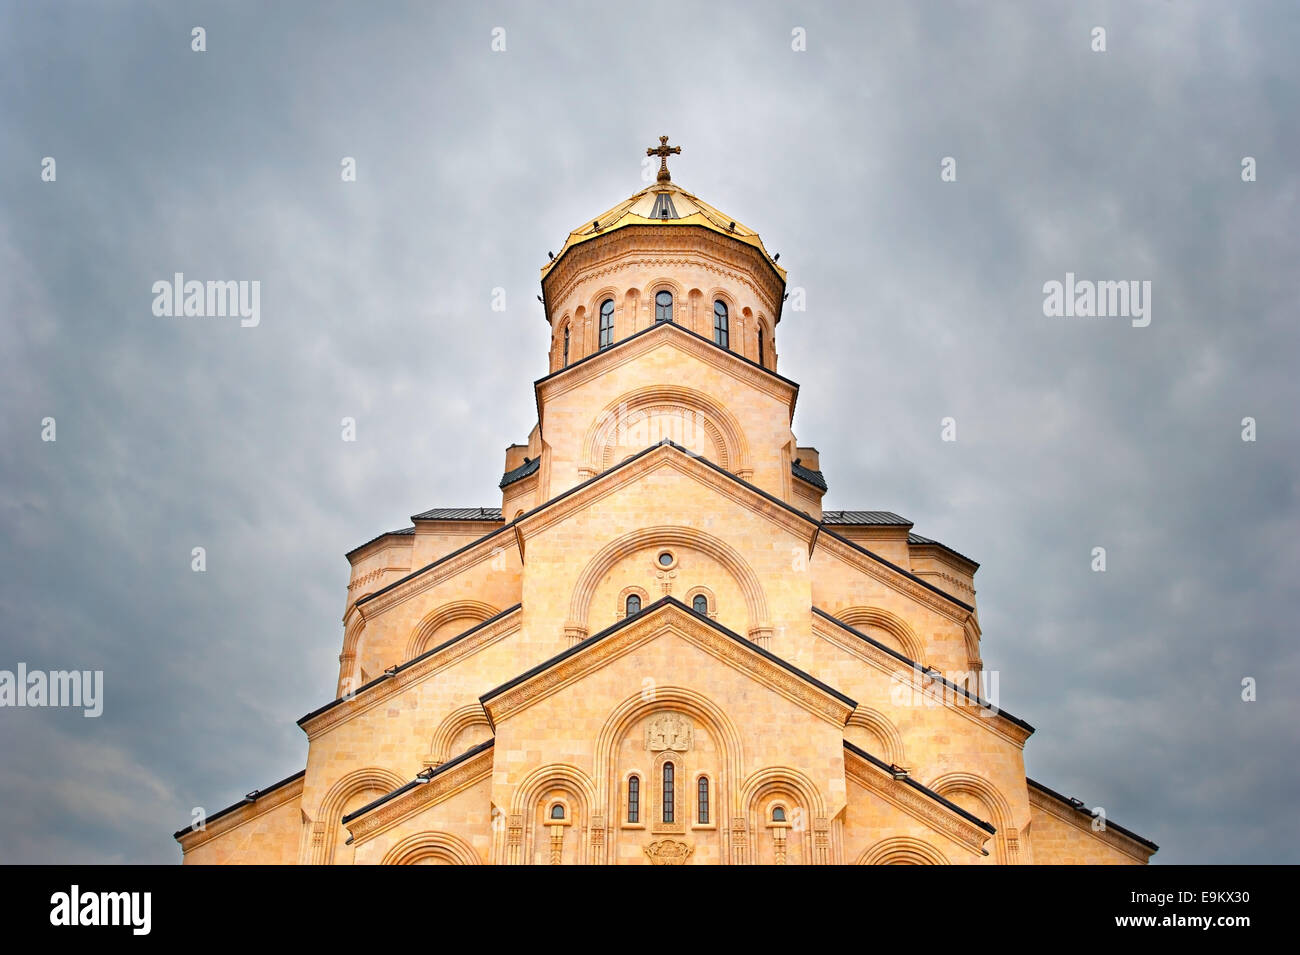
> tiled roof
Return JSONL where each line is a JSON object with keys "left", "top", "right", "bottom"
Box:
{"left": 411, "top": 507, "right": 504, "bottom": 522}
{"left": 791, "top": 461, "right": 827, "bottom": 490}
{"left": 908, "top": 533, "right": 979, "bottom": 568}
{"left": 499, "top": 456, "right": 541, "bottom": 489}
{"left": 344, "top": 525, "right": 415, "bottom": 560}
{"left": 821, "top": 510, "right": 911, "bottom": 526}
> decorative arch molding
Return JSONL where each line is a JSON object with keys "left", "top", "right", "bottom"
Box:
{"left": 835, "top": 606, "right": 926, "bottom": 666}
{"left": 845, "top": 708, "right": 906, "bottom": 768}
{"left": 507, "top": 763, "right": 598, "bottom": 866}
{"left": 337, "top": 614, "right": 367, "bottom": 696}
{"left": 594, "top": 686, "right": 745, "bottom": 818}
{"left": 568, "top": 525, "right": 769, "bottom": 635}
{"left": 684, "top": 585, "right": 718, "bottom": 619}
{"left": 426, "top": 704, "right": 493, "bottom": 766}
{"left": 581, "top": 384, "right": 752, "bottom": 476}
{"left": 858, "top": 836, "right": 949, "bottom": 865}
{"left": 311, "top": 767, "right": 406, "bottom": 865}
{"left": 926, "top": 772, "right": 1018, "bottom": 864}
{"left": 382, "top": 830, "right": 482, "bottom": 865}
{"left": 405, "top": 600, "right": 501, "bottom": 660}
{"left": 738, "top": 766, "right": 828, "bottom": 818}
{"left": 739, "top": 766, "right": 830, "bottom": 865}
{"left": 616, "top": 584, "right": 651, "bottom": 622}
{"left": 643, "top": 277, "right": 687, "bottom": 316}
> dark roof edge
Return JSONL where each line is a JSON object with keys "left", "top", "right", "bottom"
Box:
{"left": 817, "top": 525, "right": 974, "bottom": 611}
{"left": 1026, "top": 777, "right": 1159, "bottom": 851}
{"left": 342, "top": 739, "right": 496, "bottom": 825}
{"left": 345, "top": 527, "right": 416, "bottom": 561}
{"left": 532, "top": 317, "right": 800, "bottom": 394}
{"left": 357, "top": 440, "right": 971, "bottom": 617}
{"left": 481, "top": 595, "right": 857, "bottom": 710}
{"left": 173, "top": 769, "right": 305, "bottom": 841}
{"left": 356, "top": 524, "right": 516, "bottom": 607}
{"left": 844, "top": 741, "right": 996, "bottom": 835}
{"left": 297, "top": 604, "right": 524, "bottom": 726}
{"left": 811, "top": 607, "right": 1034, "bottom": 733}
{"left": 908, "top": 533, "right": 980, "bottom": 570}
{"left": 499, "top": 455, "right": 541, "bottom": 489}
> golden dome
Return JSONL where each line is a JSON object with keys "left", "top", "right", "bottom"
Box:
{"left": 541, "top": 140, "right": 786, "bottom": 283}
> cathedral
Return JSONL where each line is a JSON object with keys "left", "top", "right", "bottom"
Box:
{"left": 175, "top": 140, "right": 1157, "bottom": 865}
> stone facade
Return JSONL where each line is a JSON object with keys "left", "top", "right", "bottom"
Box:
{"left": 175, "top": 151, "right": 1156, "bottom": 865}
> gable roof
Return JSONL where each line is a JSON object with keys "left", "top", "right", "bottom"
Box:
{"left": 534, "top": 318, "right": 800, "bottom": 395}
{"left": 1027, "top": 777, "right": 1158, "bottom": 851}
{"left": 298, "top": 604, "right": 523, "bottom": 727}
{"left": 480, "top": 595, "right": 857, "bottom": 725}
{"left": 411, "top": 507, "right": 503, "bottom": 522}
{"left": 172, "top": 769, "right": 304, "bottom": 841}
{"left": 354, "top": 440, "right": 976, "bottom": 616}
{"left": 822, "top": 510, "right": 911, "bottom": 526}
{"left": 499, "top": 456, "right": 540, "bottom": 488}
{"left": 844, "top": 741, "right": 996, "bottom": 834}
{"left": 341, "top": 739, "right": 495, "bottom": 825}
{"left": 812, "top": 606, "right": 1034, "bottom": 733}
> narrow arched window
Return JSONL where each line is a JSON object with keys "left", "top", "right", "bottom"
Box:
{"left": 758, "top": 330, "right": 765, "bottom": 367}
{"left": 662, "top": 762, "right": 675, "bottom": 823}
{"left": 627, "top": 776, "right": 640, "bottom": 823}
{"left": 599, "top": 299, "right": 614, "bottom": 349}
{"left": 562, "top": 325, "right": 570, "bottom": 367}
{"left": 626, "top": 594, "right": 641, "bottom": 615}
{"left": 697, "top": 777, "right": 710, "bottom": 824}
{"left": 692, "top": 594, "right": 708, "bottom": 614}
{"left": 713, "top": 300, "right": 729, "bottom": 348}
{"left": 655, "top": 290, "right": 673, "bottom": 323}
{"left": 550, "top": 804, "right": 566, "bottom": 820}
{"left": 771, "top": 805, "right": 786, "bottom": 823}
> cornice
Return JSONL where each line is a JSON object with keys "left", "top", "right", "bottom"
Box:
{"left": 353, "top": 525, "right": 514, "bottom": 617}
{"left": 482, "top": 600, "right": 855, "bottom": 730}
{"left": 542, "top": 225, "right": 785, "bottom": 320}
{"left": 298, "top": 607, "right": 522, "bottom": 739}
{"left": 812, "top": 614, "right": 1033, "bottom": 748}
{"left": 844, "top": 745, "right": 991, "bottom": 855}
{"left": 1027, "top": 782, "right": 1156, "bottom": 861}
{"left": 516, "top": 443, "right": 814, "bottom": 550}
{"left": 174, "top": 772, "right": 305, "bottom": 851}
{"left": 816, "top": 529, "right": 974, "bottom": 623}
{"left": 536, "top": 321, "right": 798, "bottom": 421}
{"left": 345, "top": 745, "right": 494, "bottom": 846}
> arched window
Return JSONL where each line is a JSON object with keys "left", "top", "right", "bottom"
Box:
{"left": 662, "top": 762, "right": 675, "bottom": 823}
{"left": 550, "top": 804, "right": 566, "bottom": 820}
{"left": 627, "top": 776, "right": 640, "bottom": 823}
{"left": 655, "top": 290, "right": 673, "bottom": 323}
{"left": 758, "top": 330, "right": 765, "bottom": 367}
{"left": 692, "top": 594, "right": 708, "bottom": 615}
{"left": 771, "top": 805, "right": 786, "bottom": 823}
{"left": 599, "top": 299, "right": 614, "bottom": 349}
{"left": 562, "top": 325, "right": 570, "bottom": 367}
{"left": 626, "top": 594, "right": 641, "bottom": 615}
{"left": 697, "top": 777, "right": 710, "bottom": 824}
{"left": 713, "top": 300, "right": 729, "bottom": 348}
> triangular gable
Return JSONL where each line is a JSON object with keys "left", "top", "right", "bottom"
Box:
{"left": 844, "top": 741, "right": 993, "bottom": 856}
{"left": 480, "top": 597, "right": 856, "bottom": 730}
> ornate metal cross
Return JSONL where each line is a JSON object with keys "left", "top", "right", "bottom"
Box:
{"left": 646, "top": 135, "right": 681, "bottom": 183}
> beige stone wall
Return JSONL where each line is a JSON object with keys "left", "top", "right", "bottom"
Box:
{"left": 1028, "top": 794, "right": 1151, "bottom": 864}
{"left": 181, "top": 784, "right": 303, "bottom": 865}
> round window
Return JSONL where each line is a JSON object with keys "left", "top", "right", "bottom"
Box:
{"left": 658, "top": 551, "right": 674, "bottom": 567}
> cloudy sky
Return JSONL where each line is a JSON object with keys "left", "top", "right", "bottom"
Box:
{"left": 1, "top": 1, "right": 1296, "bottom": 864}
